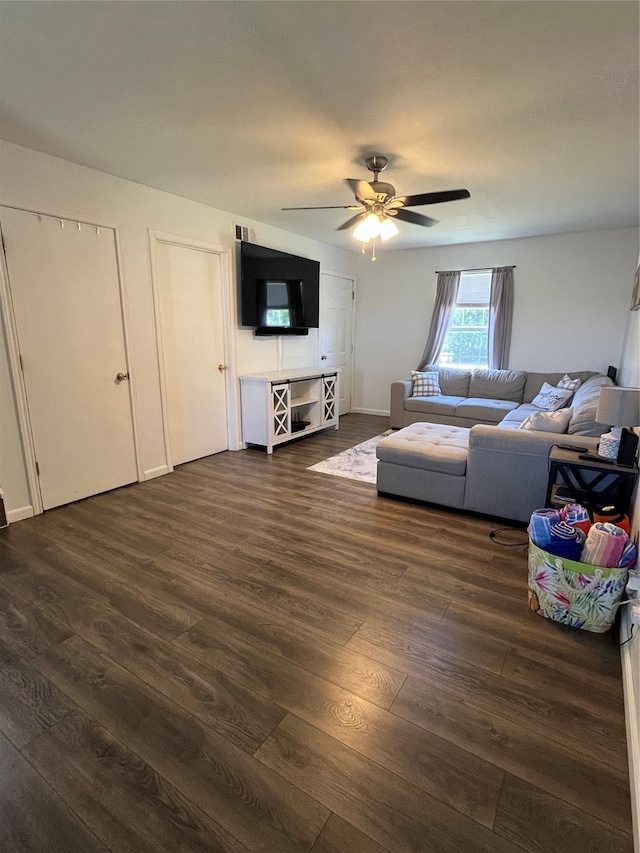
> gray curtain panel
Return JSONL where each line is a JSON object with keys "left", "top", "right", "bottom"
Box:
{"left": 488, "top": 266, "right": 514, "bottom": 370}
{"left": 417, "top": 270, "right": 460, "bottom": 369}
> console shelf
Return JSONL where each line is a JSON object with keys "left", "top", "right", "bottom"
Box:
{"left": 240, "top": 367, "right": 338, "bottom": 453}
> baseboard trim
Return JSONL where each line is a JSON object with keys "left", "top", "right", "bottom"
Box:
{"left": 7, "top": 505, "right": 35, "bottom": 523}
{"left": 352, "top": 407, "right": 390, "bottom": 417}
{"left": 621, "top": 608, "right": 640, "bottom": 852}
{"left": 143, "top": 465, "right": 169, "bottom": 481}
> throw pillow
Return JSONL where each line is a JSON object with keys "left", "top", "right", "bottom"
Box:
{"left": 557, "top": 374, "right": 582, "bottom": 395}
{"left": 519, "top": 408, "right": 573, "bottom": 433}
{"left": 531, "top": 382, "right": 573, "bottom": 412}
{"left": 410, "top": 370, "right": 442, "bottom": 397}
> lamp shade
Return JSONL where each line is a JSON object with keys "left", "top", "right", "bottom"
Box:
{"left": 378, "top": 217, "right": 399, "bottom": 242}
{"left": 352, "top": 213, "right": 380, "bottom": 243}
{"left": 596, "top": 386, "right": 640, "bottom": 427}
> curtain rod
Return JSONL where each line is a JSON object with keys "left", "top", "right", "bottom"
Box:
{"left": 435, "top": 265, "right": 516, "bottom": 273}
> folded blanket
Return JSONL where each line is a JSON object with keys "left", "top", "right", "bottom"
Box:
{"left": 531, "top": 508, "right": 564, "bottom": 524}
{"left": 562, "top": 503, "right": 591, "bottom": 537}
{"left": 582, "top": 522, "right": 628, "bottom": 568}
{"left": 529, "top": 511, "right": 560, "bottom": 551}
{"left": 529, "top": 511, "right": 584, "bottom": 560}
{"left": 619, "top": 538, "right": 637, "bottom": 569}
{"left": 547, "top": 520, "right": 585, "bottom": 561}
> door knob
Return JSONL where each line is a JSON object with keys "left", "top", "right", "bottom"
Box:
{"left": 218, "top": 364, "right": 228, "bottom": 372}
{"left": 116, "top": 372, "right": 129, "bottom": 382}
{"left": 321, "top": 355, "right": 328, "bottom": 360}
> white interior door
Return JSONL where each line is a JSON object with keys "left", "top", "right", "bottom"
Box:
{"left": 155, "top": 240, "right": 228, "bottom": 466}
{"left": 319, "top": 272, "right": 354, "bottom": 415}
{"left": 1, "top": 207, "right": 138, "bottom": 510}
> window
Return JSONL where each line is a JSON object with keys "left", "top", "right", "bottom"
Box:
{"left": 439, "top": 270, "right": 491, "bottom": 369}
{"left": 264, "top": 281, "right": 291, "bottom": 327}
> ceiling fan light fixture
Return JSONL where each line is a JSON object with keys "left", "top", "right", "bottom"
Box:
{"left": 378, "top": 217, "right": 399, "bottom": 242}
{"left": 352, "top": 212, "right": 380, "bottom": 243}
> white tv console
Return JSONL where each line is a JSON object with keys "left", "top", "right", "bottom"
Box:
{"left": 240, "top": 367, "right": 339, "bottom": 453}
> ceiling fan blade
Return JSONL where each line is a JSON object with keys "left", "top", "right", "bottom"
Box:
{"left": 394, "top": 208, "right": 439, "bottom": 227}
{"left": 397, "top": 189, "right": 471, "bottom": 207}
{"left": 336, "top": 212, "right": 366, "bottom": 231}
{"left": 281, "top": 205, "right": 362, "bottom": 211}
{"left": 345, "top": 179, "right": 378, "bottom": 203}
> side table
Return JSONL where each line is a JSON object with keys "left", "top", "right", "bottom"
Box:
{"left": 545, "top": 446, "right": 638, "bottom": 516}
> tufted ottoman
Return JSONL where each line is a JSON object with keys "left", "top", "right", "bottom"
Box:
{"left": 376, "top": 422, "right": 470, "bottom": 508}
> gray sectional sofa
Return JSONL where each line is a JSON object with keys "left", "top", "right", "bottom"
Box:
{"left": 390, "top": 367, "right": 607, "bottom": 431}
{"left": 380, "top": 368, "right": 614, "bottom": 522}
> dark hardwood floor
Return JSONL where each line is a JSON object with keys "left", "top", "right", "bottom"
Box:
{"left": 0, "top": 413, "right": 632, "bottom": 852}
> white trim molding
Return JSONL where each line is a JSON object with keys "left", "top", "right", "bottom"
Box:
{"left": 7, "top": 505, "right": 35, "bottom": 523}
{"left": 143, "top": 465, "right": 170, "bottom": 481}
{"left": 353, "top": 407, "right": 390, "bottom": 417}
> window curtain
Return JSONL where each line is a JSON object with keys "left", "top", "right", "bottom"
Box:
{"left": 488, "top": 266, "right": 514, "bottom": 370}
{"left": 417, "top": 271, "right": 460, "bottom": 369}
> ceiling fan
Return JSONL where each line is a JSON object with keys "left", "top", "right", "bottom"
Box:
{"left": 282, "top": 155, "right": 471, "bottom": 245}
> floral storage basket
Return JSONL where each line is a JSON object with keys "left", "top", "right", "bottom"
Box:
{"left": 528, "top": 539, "right": 628, "bottom": 633}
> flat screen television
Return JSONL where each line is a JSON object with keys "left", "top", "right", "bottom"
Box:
{"left": 240, "top": 242, "right": 320, "bottom": 335}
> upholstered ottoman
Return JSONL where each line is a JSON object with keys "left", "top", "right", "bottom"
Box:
{"left": 376, "top": 422, "right": 470, "bottom": 508}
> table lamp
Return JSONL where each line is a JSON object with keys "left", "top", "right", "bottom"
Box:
{"left": 596, "top": 386, "right": 640, "bottom": 465}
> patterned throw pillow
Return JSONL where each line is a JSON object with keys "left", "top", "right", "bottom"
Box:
{"left": 557, "top": 374, "right": 582, "bottom": 395}
{"left": 410, "top": 370, "right": 442, "bottom": 397}
{"left": 531, "top": 382, "right": 573, "bottom": 412}
{"left": 519, "top": 408, "right": 573, "bottom": 433}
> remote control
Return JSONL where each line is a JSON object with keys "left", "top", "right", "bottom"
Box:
{"left": 578, "top": 453, "right": 614, "bottom": 464}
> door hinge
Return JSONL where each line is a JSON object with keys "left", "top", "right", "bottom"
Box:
{"left": 352, "top": 290, "right": 354, "bottom": 300}
{"left": 35, "top": 461, "right": 40, "bottom": 477}
{"left": 1, "top": 231, "right": 5, "bottom": 255}
{"left": 19, "top": 353, "right": 24, "bottom": 372}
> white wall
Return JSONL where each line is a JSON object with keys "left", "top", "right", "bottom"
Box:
{"left": 0, "top": 141, "right": 357, "bottom": 518}
{"left": 618, "top": 260, "right": 640, "bottom": 388}
{"left": 353, "top": 228, "right": 639, "bottom": 414}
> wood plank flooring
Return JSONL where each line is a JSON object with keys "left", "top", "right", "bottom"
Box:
{"left": 0, "top": 413, "right": 632, "bottom": 853}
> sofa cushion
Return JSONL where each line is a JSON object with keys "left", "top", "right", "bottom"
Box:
{"left": 405, "top": 395, "right": 465, "bottom": 416}
{"left": 519, "top": 408, "right": 573, "bottom": 433}
{"left": 376, "top": 423, "right": 469, "bottom": 476}
{"left": 410, "top": 370, "right": 441, "bottom": 397}
{"left": 455, "top": 398, "right": 520, "bottom": 422}
{"left": 531, "top": 382, "right": 574, "bottom": 412}
{"left": 426, "top": 365, "right": 472, "bottom": 396}
{"left": 523, "top": 371, "right": 597, "bottom": 404}
{"left": 498, "top": 404, "right": 540, "bottom": 429}
{"left": 568, "top": 375, "right": 613, "bottom": 436}
{"left": 469, "top": 369, "right": 527, "bottom": 402}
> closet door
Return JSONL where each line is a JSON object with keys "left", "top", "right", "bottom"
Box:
{"left": 155, "top": 240, "right": 228, "bottom": 465}
{"left": 1, "top": 207, "right": 137, "bottom": 509}
{"left": 319, "top": 272, "right": 354, "bottom": 415}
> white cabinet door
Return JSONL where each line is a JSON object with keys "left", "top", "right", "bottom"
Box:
{"left": 270, "top": 383, "right": 290, "bottom": 442}
{"left": 322, "top": 375, "right": 337, "bottom": 424}
{"left": 1, "top": 207, "right": 137, "bottom": 510}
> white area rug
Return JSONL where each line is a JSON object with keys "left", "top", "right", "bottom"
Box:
{"left": 307, "top": 431, "right": 392, "bottom": 484}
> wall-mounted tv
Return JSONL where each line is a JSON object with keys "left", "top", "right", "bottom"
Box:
{"left": 239, "top": 242, "right": 320, "bottom": 336}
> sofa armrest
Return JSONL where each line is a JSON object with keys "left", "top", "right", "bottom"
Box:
{"left": 390, "top": 380, "right": 412, "bottom": 429}
{"left": 464, "top": 425, "right": 599, "bottom": 522}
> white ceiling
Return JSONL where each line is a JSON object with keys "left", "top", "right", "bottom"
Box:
{"left": 0, "top": 1, "right": 638, "bottom": 251}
